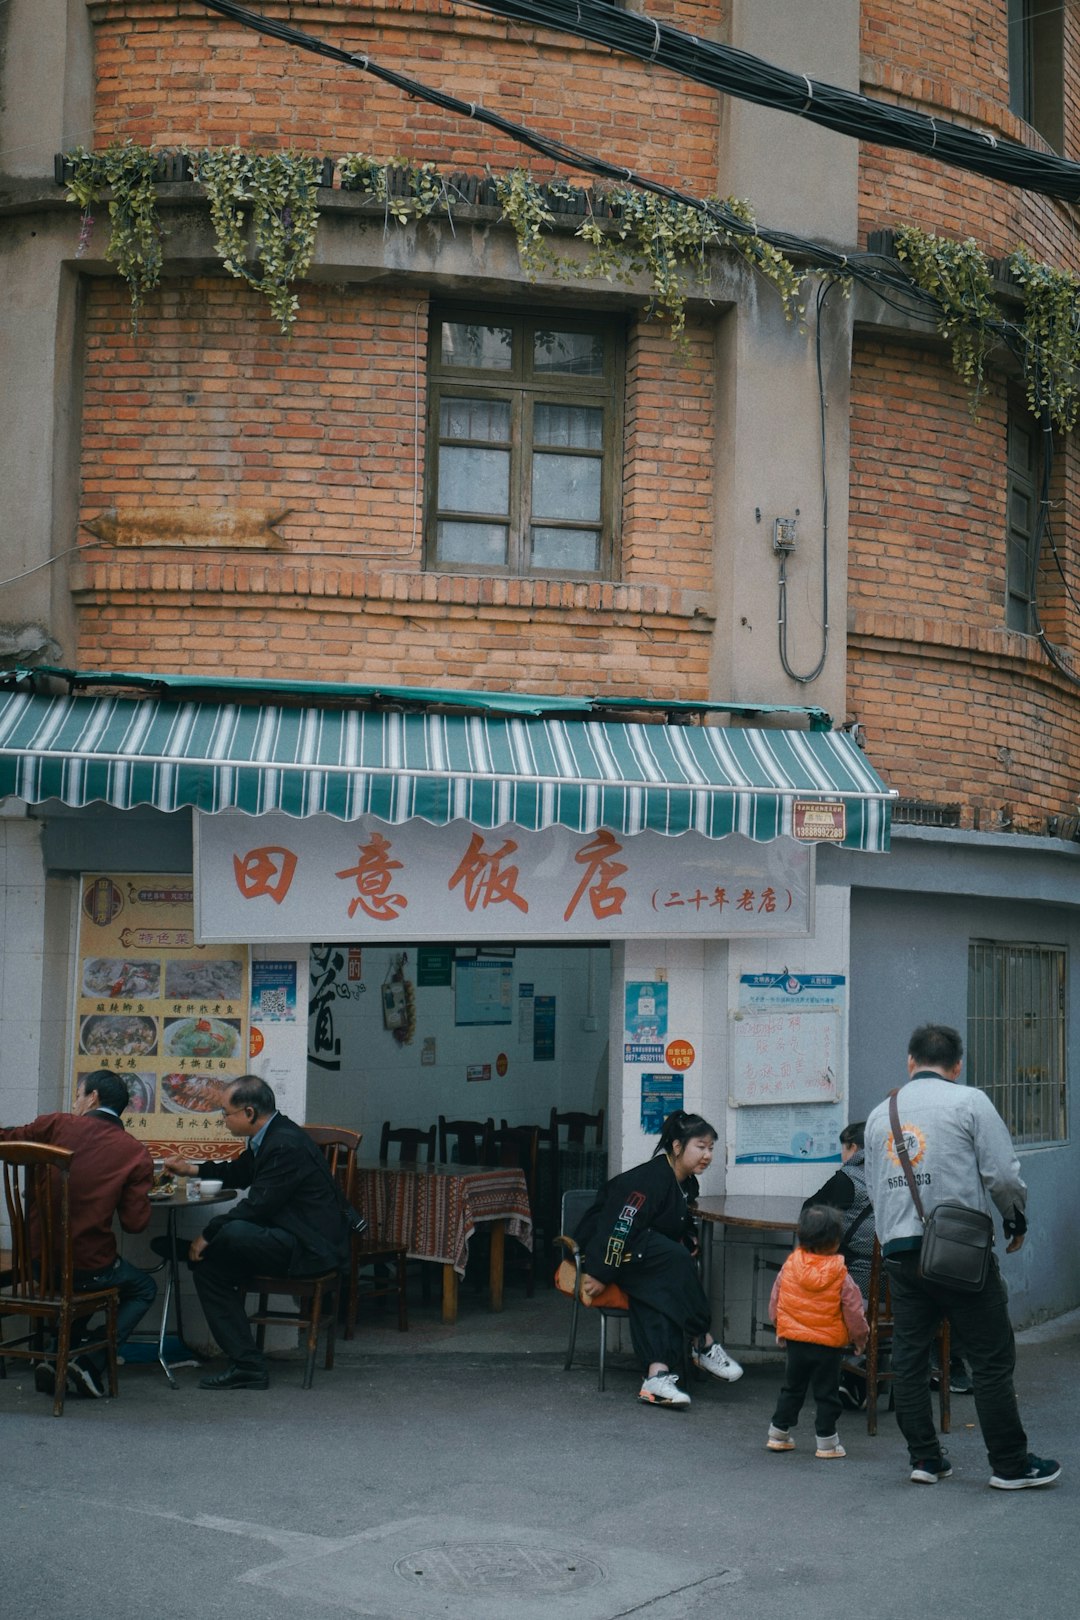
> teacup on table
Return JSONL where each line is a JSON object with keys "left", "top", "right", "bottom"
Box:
{"left": 199, "top": 1178, "right": 224, "bottom": 1196}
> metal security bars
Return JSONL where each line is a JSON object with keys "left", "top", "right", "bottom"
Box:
{"left": 967, "top": 940, "right": 1067, "bottom": 1146}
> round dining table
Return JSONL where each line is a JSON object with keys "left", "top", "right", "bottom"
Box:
{"left": 146, "top": 1187, "right": 236, "bottom": 1386}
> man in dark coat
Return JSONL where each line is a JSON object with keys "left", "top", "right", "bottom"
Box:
{"left": 164, "top": 1074, "right": 349, "bottom": 1390}
{"left": 0, "top": 1067, "right": 156, "bottom": 1398}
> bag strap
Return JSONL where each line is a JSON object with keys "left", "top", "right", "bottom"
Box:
{"left": 888, "top": 1088, "right": 926, "bottom": 1225}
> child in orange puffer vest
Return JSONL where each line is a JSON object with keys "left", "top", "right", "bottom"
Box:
{"left": 766, "top": 1204, "right": 869, "bottom": 1459}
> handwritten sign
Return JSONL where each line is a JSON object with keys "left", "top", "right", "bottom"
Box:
{"left": 729, "top": 1007, "right": 841, "bottom": 1106}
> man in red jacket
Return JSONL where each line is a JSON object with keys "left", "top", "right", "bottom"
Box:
{"left": 0, "top": 1068, "right": 156, "bottom": 1398}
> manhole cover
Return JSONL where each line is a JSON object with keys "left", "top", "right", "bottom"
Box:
{"left": 394, "top": 1542, "right": 606, "bottom": 1596}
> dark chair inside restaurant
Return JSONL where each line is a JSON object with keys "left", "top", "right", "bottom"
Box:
{"left": 379, "top": 1122, "right": 437, "bottom": 1163}
{"left": 842, "top": 1237, "right": 951, "bottom": 1436}
{"left": 486, "top": 1124, "right": 541, "bottom": 1295}
{"left": 246, "top": 1125, "right": 360, "bottom": 1387}
{"left": 554, "top": 1186, "right": 630, "bottom": 1391}
{"left": 303, "top": 1125, "right": 409, "bottom": 1337}
{"left": 0, "top": 1141, "right": 120, "bottom": 1417}
{"left": 438, "top": 1115, "right": 494, "bottom": 1165}
{"left": 547, "top": 1107, "right": 606, "bottom": 1255}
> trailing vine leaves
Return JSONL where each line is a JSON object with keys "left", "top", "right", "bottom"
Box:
{"left": 337, "top": 155, "right": 449, "bottom": 225}
{"left": 191, "top": 148, "right": 322, "bottom": 334}
{"left": 894, "top": 226, "right": 998, "bottom": 417}
{"left": 65, "top": 141, "right": 165, "bottom": 331}
{"left": 1008, "top": 248, "right": 1080, "bottom": 432}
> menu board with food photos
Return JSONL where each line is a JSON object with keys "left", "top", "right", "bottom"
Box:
{"left": 73, "top": 874, "right": 249, "bottom": 1153}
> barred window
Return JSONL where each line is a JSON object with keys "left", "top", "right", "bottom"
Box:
{"left": 967, "top": 940, "right": 1067, "bottom": 1145}
{"left": 425, "top": 307, "right": 623, "bottom": 578}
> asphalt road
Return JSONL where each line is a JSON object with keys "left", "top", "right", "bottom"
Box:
{"left": 2, "top": 1306, "right": 1077, "bottom": 1620}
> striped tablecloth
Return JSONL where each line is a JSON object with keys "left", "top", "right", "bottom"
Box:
{"left": 355, "top": 1162, "right": 533, "bottom": 1277}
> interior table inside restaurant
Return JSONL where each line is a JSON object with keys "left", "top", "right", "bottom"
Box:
{"left": 692, "top": 1195, "right": 804, "bottom": 1352}
{"left": 355, "top": 1160, "right": 533, "bottom": 1323}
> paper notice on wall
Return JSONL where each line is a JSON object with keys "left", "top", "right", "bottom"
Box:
{"left": 734, "top": 1101, "right": 846, "bottom": 1164}
{"left": 518, "top": 982, "right": 535, "bottom": 1045}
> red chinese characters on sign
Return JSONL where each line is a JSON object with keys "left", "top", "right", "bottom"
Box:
{"left": 233, "top": 846, "right": 298, "bottom": 905}
{"left": 563, "top": 830, "right": 628, "bottom": 922}
{"left": 449, "top": 833, "right": 529, "bottom": 914}
{"left": 336, "top": 832, "right": 408, "bottom": 921}
{"left": 651, "top": 886, "right": 792, "bottom": 914}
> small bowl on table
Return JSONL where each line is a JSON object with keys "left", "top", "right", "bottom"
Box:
{"left": 199, "top": 1178, "right": 224, "bottom": 1196}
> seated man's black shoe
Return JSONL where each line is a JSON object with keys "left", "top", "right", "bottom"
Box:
{"left": 198, "top": 1364, "right": 269, "bottom": 1390}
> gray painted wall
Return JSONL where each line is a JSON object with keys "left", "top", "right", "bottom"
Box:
{"left": 846, "top": 882, "right": 1080, "bottom": 1327}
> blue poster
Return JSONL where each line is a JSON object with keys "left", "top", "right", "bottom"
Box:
{"left": 251, "top": 960, "right": 297, "bottom": 1023}
{"left": 533, "top": 995, "right": 556, "bottom": 1060}
{"left": 624, "top": 981, "right": 668, "bottom": 1042}
{"left": 641, "top": 1071, "right": 683, "bottom": 1134}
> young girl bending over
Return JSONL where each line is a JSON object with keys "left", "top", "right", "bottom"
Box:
{"left": 767, "top": 1204, "right": 869, "bottom": 1458}
{"left": 575, "top": 1110, "right": 742, "bottom": 1409}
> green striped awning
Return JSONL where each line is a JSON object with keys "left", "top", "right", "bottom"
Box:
{"left": 0, "top": 690, "right": 893, "bottom": 850}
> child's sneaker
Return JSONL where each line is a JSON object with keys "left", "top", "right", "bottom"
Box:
{"left": 638, "top": 1372, "right": 690, "bottom": 1408}
{"left": 692, "top": 1341, "right": 744, "bottom": 1382}
{"left": 766, "top": 1424, "right": 795, "bottom": 1451}
{"left": 815, "top": 1433, "right": 846, "bottom": 1459}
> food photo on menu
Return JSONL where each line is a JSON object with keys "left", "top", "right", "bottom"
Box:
{"left": 82, "top": 957, "right": 162, "bottom": 998}
{"left": 79, "top": 1013, "right": 159, "bottom": 1058}
{"left": 160, "top": 1073, "right": 230, "bottom": 1115}
{"left": 163, "top": 959, "right": 244, "bottom": 1002}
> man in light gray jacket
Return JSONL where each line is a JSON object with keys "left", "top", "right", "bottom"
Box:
{"left": 865, "top": 1024, "right": 1060, "bottom": 1491}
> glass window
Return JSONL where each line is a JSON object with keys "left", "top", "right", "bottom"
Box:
{"left": 426, "top": 308, "right": 622, "bottom": 577}
{"left": 1005, "top": 399, "right": 1040, "bottom": 634}
{"left": 1008, "top": 0, "right": 1064, "bottom": 152}
{"left": 968, "top": 940, "right": 1067, "bottom": 1145}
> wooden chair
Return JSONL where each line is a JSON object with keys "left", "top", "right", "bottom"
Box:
{"left": 841, "top": 1237, "right": 951, "bottom": 1435}
{"left": 487, "top": 1124, "right": 540, "bottom": 1295}
{"left": 379, "top": 1122, "right": 436, "bottom": 1163}
{"left": 246, "top": 1126, "right": 358, "bottom": 1386}
{"left": 438, "top": 1115, "right": 493, "bottom": 1165}
{"left": 554, "top": 1187, "right": 630, "bottom": 1391}
{"left": 550, "top": 1107, "right": 605, "bottom": 1148}
{"left": 301, "top": 1125, "right": 408, "bottom": 1338}
{"left": 0, "top": 1141, "right": 120, "bottom": 1416}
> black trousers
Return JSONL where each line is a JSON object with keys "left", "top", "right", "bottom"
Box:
{"left": 191, "top": 1219, "right": 302, "bottom": 1370}
{"left": 885, "top": 1252, "right": 1028, "bottom": 1473}
{"left": 621, "top": 1231, "right": 711, "bottom": 1372}
{"left": 772, "top": 1341, "right": 844, "bottom": 1437}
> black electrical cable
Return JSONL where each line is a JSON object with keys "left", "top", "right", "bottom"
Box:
{"left": 778, "top": 277, "right": 835, "bottom": 685}
{"left": 454, "top": 0, "right": 1080, "bottom": 205}
{"left": 1028, "top": 416, "right": 1080, "bottom": 689}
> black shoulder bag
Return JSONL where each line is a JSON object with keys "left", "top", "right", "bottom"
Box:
{"left": 887, "top": 1089, "right": 993, "bottom": 1293}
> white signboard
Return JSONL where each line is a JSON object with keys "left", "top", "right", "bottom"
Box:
{"left": 194, "top": 812, "right": 812, "bottom": 943}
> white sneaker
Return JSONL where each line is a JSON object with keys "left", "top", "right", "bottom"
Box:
{"left": 692, "top": 1341, "right": 744, "bottom": 1383}
{"left": 639, "top": 1372, "right": 691, "bottom": 1408}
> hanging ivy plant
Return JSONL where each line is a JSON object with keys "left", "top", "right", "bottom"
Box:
{"left": 65, "top": 141, "right": 166, "bottom": 330}
{"left": 190, "top": 148, "right": 322, "bottom": 334}
{"left": 1008, "top": 248, "right": 1080, "bottom": 432}
{"left": 337, "top": 154, "right": 450, "bottom": 225}
{"left": 894, "top": 225, "right": 999, "bottom": 416}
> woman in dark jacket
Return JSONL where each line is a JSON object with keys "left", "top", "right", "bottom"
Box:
{"left": 575, "top": 1110, "right": 743, "bottom": 1408}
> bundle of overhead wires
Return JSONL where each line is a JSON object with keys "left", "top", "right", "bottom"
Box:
{"left": 454, "top": 0, "right": 1080, "bottom": 205}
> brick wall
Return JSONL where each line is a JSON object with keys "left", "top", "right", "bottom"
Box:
{"left": 859, "top": 0, "right": 1080, "bottom": 266}
{"left": 849, "top": 338, "right": 1080, "bottom": 827}
{"left": 86, "top": 1, "right": 723, "bottom": 196}
{"left": 73, "top": 275, "right": 716, "bottom": 694}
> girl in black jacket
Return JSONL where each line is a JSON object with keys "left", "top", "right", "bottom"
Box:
{"left": 575, "top": 1110, "right": 743, "bottom": 1407}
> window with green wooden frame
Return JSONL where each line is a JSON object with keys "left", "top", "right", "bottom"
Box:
{"left": 425, "top": 308, "right": 624, "bottom": 578}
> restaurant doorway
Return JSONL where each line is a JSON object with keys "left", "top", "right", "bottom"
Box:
{"left": 305, "top": 942, "right": 610, "bottom": 1151}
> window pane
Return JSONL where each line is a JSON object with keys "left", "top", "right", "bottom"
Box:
{"left": 532, "top": 452, "right": 601, "bottom": 522}
{"left": 534, "top": 403, "right": 603, "bottom": 450}
{"left": 440, "top": 322, "right": 512, "bottom": 369}
{"left": 437, "top": 521, "right": 508, "bottom": 566}
{"left": 438, "top": 446, "right": 510, "bottom": 514}
{"left": 440, "top": 397, "right": 511, "bottom": 443}
{"left": 533, "top": 329, "right": 605, "bottom": 376}
{"left": 530, "top": 527, "right": 600, "bottom": 572}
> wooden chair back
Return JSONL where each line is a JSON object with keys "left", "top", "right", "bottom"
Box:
{"left": 843, "top": 1237, "right": 951, "bottom": 1436}
{"left": 550, "top": 1107, "right": 605, "bottom": 1148}
{"left": 487, "top": 1125, "right": 540, "bottom": 1206}
{"left": 0, "top": 1140, "right": 120, "bottom": 1413}
{"left": 438, "top": 1116, "right": 493, "bottom": 1165}
{"left": 379, "top": 1122, "right": 436, "bottom": 1163}
{"left": 1, "top": 1141, "right": 74, "bottom": 1300}
{"left": 304, "top": 1124, "right": 362, "bottom": 1204}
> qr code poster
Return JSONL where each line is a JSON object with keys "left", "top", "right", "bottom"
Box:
{"left": 251, "top": 960, "right": 298, "bottom": 1024}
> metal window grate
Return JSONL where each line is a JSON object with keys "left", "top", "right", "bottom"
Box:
{"left": 893, "top": 799, "right": 962, "bottom": 828}
{"left": 967, "top": 940, "right": 1067, "bottom": 1145}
